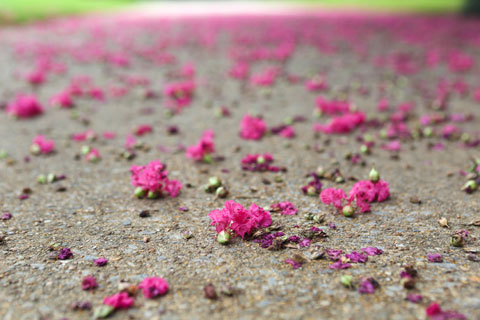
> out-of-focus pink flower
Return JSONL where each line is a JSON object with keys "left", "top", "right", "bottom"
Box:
{"left": 278, "top": 126, "right": 295, "bottom": 138}
{"left": 31, "top": 135, "right": 55, "bottom": 155}
{"left": 103, "top": 292, "right": 134, "bottom": 310}
{"left": 240, "top": 114, "right": 267, "bottom": 140}
{"left": 103, "top": 131, "right": 116, "bottom": 139}
{"left": 72, "top": 130, "right": 96, "bottom": 142}
{"left": 138, "top": 277, "right": 169, "bottom": 299}
{"left": 426, "top": 302, "right": 466, "bottom": 320}
{"left": 270, "top": 202, "right": 297, "bottom": 215}
{"left": 358, "top": 278, "right": 376, "bottom": 294}
{"left": 377, "top": 98, "right": 389, "bottom": 112}
{"left": 26, "top": 70, "right": 46, "bottom": 85}
{"left": 441, "top": 124, "right": 459, "bottom": 138}
{"left": 250, "top": 67, "right": 278, "bottom": 86}
{"left": 313, "top": 112, "right": 365, "bottom": 134}
{"left": 94, "top": 257, "right": 108, "bottom": 266}
{"left": 229, "top": 61, "right": 249, "bottom": 79}
{"left": 305, "top": 75, "right": 328, "bottom": 91}
{"left": 50, "top": 91, "right": 74, "bottom": 108}
{"left": 315, "top": 97, "right": 350, "bottom": 115}
{"left": 180, "top": 62, "right": 195, "bottom": 78}
{"left": 130, "top": 160, "right": 182, "bottom": 198}
{"left": 382, "top": 140, "right": 401, "bottom": 152}
{"left": 125, "top": 134, "right": 137, "bottom": 150}
{"left": 82, "top": 275, "right": 98, "bottom": 291}
{"left": 329, "top": 261, "right": 351, "bottom": 269}
{"left": 164, "top": 80, "right": 195, "bottom": 111}
{"left": 186, "top": 130, "right": 215, "bottom": 161}
{"left": 361, "top": 247, "right": 383, "bottom": 256}
{"left": 134, "top": 124, "right": 153, "bottom": 136}
{"left": 85, "top": 149, "right": 101, "bottom": 162}
{"left": 6, "top": 94, "right": 44, "bottom": 118}
{"left": 427, "top": 253, "right": 443, "bottom": 263}
{"left": 448, "top": 52, "right": 473, "bottom": 72}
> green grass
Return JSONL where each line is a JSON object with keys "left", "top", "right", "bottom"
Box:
{"left": 0, "top": 0, "right": 134, "bottom": 23}
{"left": 288, "top": 0, "right": 464, "bottom": 12}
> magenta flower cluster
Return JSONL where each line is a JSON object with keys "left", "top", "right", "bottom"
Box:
{"left": 130, "top": 160, "right": 182, "bottom": 198}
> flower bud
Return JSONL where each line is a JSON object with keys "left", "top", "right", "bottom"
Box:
{"left": 342, "top": 205, "right": 354, "bottom": 217}
{"left": 369, "top": 167, "right": 380, "bottom": 182}
{"left": 147, "top": 191, "right": 159, "bottom": 199}
{"left": 341, "top": 275, "right": 353, "bottom": 288}
{"left": 216, "top": 186, "right": 228, "bottom": 198}
{"left": 217, "top": 230, "right": 230, "bottom": 244}
{"left": 37, "top": 174, "right": 47, "bottom": 184}
{"left": 461, "top": 180, "right": 477, "bottom": 193}
{"left": 30, "top": 144, "right": 41, "bottom": 155}
{"left": 306, "top": 185, "right": 317, "bottom": 196}
{"left": 81, "top": 145, "right": 91, "bottom": 155}
{"left": 208, "top": 176, "right": 222, "bottom": 188}
{"left": 450, "top": 234, "right": 465, "bottom": 247}
{"left": 134, "top": 187, "right": 145, "bottom": 198}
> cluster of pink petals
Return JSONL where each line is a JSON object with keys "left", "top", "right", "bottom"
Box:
{"left": 313, "top": 111, "right": 365, "bottom": 134}
{"left": 377, "top": 98, "right": 389, "bottom": 112}
{"left": 315, "top": 97, "right": 350, "bottom": 115}
{"left": 229, "top": 61, "right": 249, "bottom": 79}
{"left": 270, "top": 202, "right": 297, "bottom": 215}
{"left": 32, "top": 135, "right": 55, "bottom": 154}
{"left": 240, "top": 114, "right": 267, "bottom": 140}
{"left": 82, "top": 275, "right": 98, "bottom": 291}
{"left": 85, "top": 149, "right": 101, "bottom": 162}
{"left": 382, "top": 140, "right": 401, "bottom": 152}
{"left": 6, "top": 94, "right": 44, "bottom": 118}
{"left": 163, "top": 80, "right": 195, "bottom": 111}
{"left": 138, "top": 277, "right": 169, "bottom": 299}
{"left": 72, "top": 129, "right": 96, "bottom": 142}
{"left": 250, "top": 67, "right": 279, "bottom": 86}
{"left": 305, "top": 75, "right": 328, "bottom": 91}
{"left": 278, "top": 126, "right": 295, "bottom": 138}
{"left": 134, "top": 124, "right": 153, "bottom": 136}
{"left": 130, "top": 160, "right": 182, "bottom": 197}
{"left": 241, "top": 153, "right": 281, "bottom": 172}
{"left": 50, "top": 91, "right": 74, "bottom": 108}
{"left": 321, "top": 180, "right": 389, "bottom": 213}
{"left": 209, "top": 200, "right": 272, "bottom": 238}
{"left": 426, "top": 302, "right": 466, "bottom": 320}
{"left": 103, "top": 292, "right": 134, "bottom": 310}
{"left": 186, "top": 130, "right": 215, "bottom": 161}
{"left": 26, "top": 70, "right": 46, "bottom": 85}
{"left": 125, "top": 134, "right": 137, "bottom": 150}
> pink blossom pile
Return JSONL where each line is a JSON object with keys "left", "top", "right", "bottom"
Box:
{"left": 305, "top": 75, "right": 328, "bottom": 91}
{"left": 313, "top": 111, "right": 365, "bottom": 134}
{"left": 130, "top": 160, "right": 182, "bottom": 197}
{"left": 209, "top": 200, "right": 272, "bottom": 238}
{"left": 163, "top": 80, "right": 195, "bottom": 111}
{"left": 186, "top": 130, "right": 215, "bottom": 161}
{"left": 315, "top": 97, "right": 350, "bottom": 115}
{"left": 50, "top": 91, "right": 74, "bottom": 108}
{"left": 240, "top": 114, "right": 267, "bottom": 140}
{"left": 31, "top": 135, "right": 55, "bottom": 154}
{"left": 137, "top": 277, "right": 169, "bottom": 299}
{"left": 103, "top": 292, "right": 134, "bottom": 310}
{"left": 241, "top": 153, "right": 281, "bottom": 172}
{"left": 6, "top": 94, "right": 44, "bottom": 118}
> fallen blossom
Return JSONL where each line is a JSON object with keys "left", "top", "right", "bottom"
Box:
{"left": 1, "top": 212, "right": 12, "bottom": 220}
{"left": 103, "top": 131, "right": 116, "bottom": 139}
{"left": 130, "top": 160, "right": 182, "bottom": 198}
{"left": 358, "top": 278, "right": 376, "bottom": 294}
{"left": 301, "top": 173, "right": 322, "bottom": 195}
{"left": 31, "top": 135, "right": 55, "bottom": 155}
{"left": 426, "top": 302, "right": 466, "bottom": 320}
{"left": 305, "top": 75, "right": 328, "bottom": 91}
{"left": 85, "top": 149, "right": 101, "bottom": 162}
{"left": 315, "top": 96, "right": 350, "bottom": 115}
{"left": 361, "top": 247, "right": 383, "bottom": 256}
{"left": 313, "top": 111, "right": 365, "bottom": 134}
{"left": 186, "top": 130, "right": 215, "bottom": 162}
{"left": 103, "top": 292, "right": 134, "bottom": 310}
{"left": 326, "top": 249, "right": 343, "bottom": 261}
{"left": 241, "top": 153, "right": 282, "bottom": 172}
{"left": 345, "top": 251, "right": 368, "bottom": 263}
{"left": 134, "top": 124, "right": 153, "bottom": 136}
{"left": 138, "top": 277, "right": 169, "bottom": 299}
{"left": 94, "top": 257, "right": 108, "bottom": 266}
{"left": 285, "top": 259, "right": 302, "bottom": 269}
{"left": 278, "top": 126, "right": 295, "bottom": 138}
{"left": 329, "top": 260, "right": 351, "bottom": 270}
{"left": 240, "top": 114, "right": 267, "bottom": 140}
{"left": 382, "top": 140, "right": 401, "bottom": 152}
{"left": 82, "top": 275, "right": 98, "bottom": 290}
{"left": 320, "top": 188, "right": 347, "bottom": 210}
{"left": 50, "top": 91, "right": 74, "bottom": 108}
{"left": 6, "top": 94, "right": 44, "bottom": 118}
{"left": 209, "top": 200, "right": 272, "bottom": 238}
{"left": 163, "top": 80, "right": 195, "bottom": 111}
{"left": 406, "top": 293, "right": 423, "bottom": 303}
{"left": 72, "top": 130, "right": 96, "bottom": 142}
{"left": 270, "top": 202, "right": 297, "bottom": 215}
{"left": 58, "top": 248, "right": 73, "bottom": 260}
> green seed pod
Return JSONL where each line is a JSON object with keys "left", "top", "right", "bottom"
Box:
{"left": 341, "top": 275, "right": 353, "bottom": 288}
{"left": 134, "top": 187, "right": 145, "bottom": 198}
{"left": 369, "top": 167, "right": 380, "bottom": 182}
{"left": 256, "top": 156, "right": 266, "bottom": 164}
{"left": 208, "top": 176, "right": 222, "bottom": 188}
{"left": 216, "top": 186, "right": 228, "bottom": 198}
{"left": 450, "top": 234, "right": 465, "bottom": 247}
{"left": 306, "top": 186, "right": 317, "bottom": 196}
{"left": 37, "top": 174, "right": 47, "bottom": 184}
{"left": 30, "top": 144, "right": 41, "bottom": 155}
{"left": 217, "top": 230, "right": 230, "bottom": 244}
{"left": 461, "top": 180, "right": 477, "bottom": 193}
{"left": 342, "top": 205, "right": 354, "bottom": 217}
{"left": 47, "top": 173, "right": 56, "bottom": 183}
{"left": 81, "top": 145, "right": 91, "bottom": 155}
{"left": 203, "top": 154, "right": 213, "bottom": 164}
{"left": 147, "top": 191, "right": 159, "bottom": 199}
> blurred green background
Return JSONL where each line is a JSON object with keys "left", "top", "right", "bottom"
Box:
{"left": 0, "top": 0, "right": 468, "bottom": 24}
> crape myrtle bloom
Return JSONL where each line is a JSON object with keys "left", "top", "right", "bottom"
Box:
{"left": 50, "top": 90, "right": 74, "bottom": 108}
{"left": 58, "top": 248, "right": 73, "bottom": 260}
{"left": 358, "top": 278, "right": 378, "bottom": 294}
{"left": 137, "top": 277, "right": 169, "bottom": 299}
{"left": 30, "top": 135, "right": 55, "bottom": 155}
{"left": 313, "top": 111, "right": 365, "bottom": 134}
{"left": 270, "top": 202, "right": 297, "bottom": 215}
{"left": 240, "top": 114, "right": 267, "bottom": 140}
{"left": 241, "top": 153, "right": 284, "bottom": 172}
{"left": 209, "top": 200, "right": 272, "bottom": 239}
{"left": 103, "top": 292, "right": 134, "bottom": 310}
{"left": 301, "top": 173, "right": 323, "bottom": 196}
{"left": 361, "top": 247, "right": 383, "bottom": 256}
{"left": 72, "top": 130, "right": 96, "bottom": 142}
{"left": 305, "top": 74, "right": 328, "bottom": 91}
{"left": 426, "top": 302, "right": 466, "bottom": 320}
{"left": 163, "top": 80, "right": 195, "bottom": 111}
{"left": 427, "top": 253, "right": 443, "bottom": 263}
{"left": 229, "top": 61, "right": 249, "bottom": 79}
{"left": 134, "top": 124, "right": 153, "bottom": 136}
{"left": 186, "top": 130, "right": 216, "bottom": 162}
{"left": 250, "top": 67, "right": 279, "bottom": 87}
{"left": 6, "top": 94, "right": 44, "bottom": 118}
{"left": 315, "top": 96, "right": 350, "bottom": 116}
{"left": 82, "top": 275, "right": 98, "bottom": 290}
{"left": 85, "top": 149, "right": 101, "bottom": 163}
{"left": 130, "top": 160, "right": 182, "bottom": 199}
{"left": 94, "top": 257, "right": 108, "bottom": 266}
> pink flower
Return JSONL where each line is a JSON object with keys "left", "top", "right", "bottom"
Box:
{"left": 426, "top": 302, "right": 466, "bottom": 320}
{"left": 441, "top": 124, "right": 459, "bottom": 139}
{"left": 382, "top": 140, "right": 401, "bottom": 152}
{"left": 361, "top": 247, "right": 383, "bottom": 256}
{"left": 373, "top": 180, "right": 390, "bottom": 202}
{"left": 82, "top": 275, "right": 98, "bottom": 291}
{"left": 313, "top": 111, "right": 365, "bottom": 134}
{"left": 103, "top": 292, "right": 134, "bottom": 310}
{"left": 448, "top": 52, "right": 473, "bottom": 72}
{"left": 130, "top": 160, "right": 182, "bottom": 198}
{"left": 241, "top": 153, "right": 281, "bottom": 172}
{"left": 72, "top": 130, "right": 96, "bottom": 142}
{"left": 125, "top": 134, "right": 137, "bottom": 150}
{"left": 329, "top": 261, "right": 351, "bottom": 269}
{"left": 377, "top": 98, "right": 389, "bottom": 112}
{"left": 50, "top": 91, "right": 74, "bottom": 108}
{"left": 6, "top": 94, "right": 44, "bottom": 118}
{"left": 138, "top": 277, "right": 169, "bottom": 299}
{"left": 285, "top": 259, "right": 302, "bottom": 269}
{"left": 240, "top": 114, "right": 267, "bottom": 140}
{"left": 345, "top": 251, "right": 368, "bottom": 263}
{"left": 270, "top": 202, "right": 297, "bottom": 215}
{"left": 229, "top": 61, "right": 249, "bottom": 79}
{"left": 209, "top": 200, "right": 271, "bottom": 238}
{"left": 406, "top": 293, "right": 423, "bottom": 303}
{"left": 348, "top": 180, "right": 376, "bottom": 213}
{"left": 358, "top": 278, "right": 376, "bottom": 294}
{"left": 164, "top": 80, "right": 195, "bottom": 111}
{"left": 305, "top": 75, "right": 328, "bottom": 91}
{"left": 103, "top": 131, "right": 116, "bottom": 139}
{"left": 180, "top": 62, "right": 195, "bottom": 78}
{"left": 26, "top": 70, "right": 46, "bottom": 85}
{"left": 85, "top": 149, "right": 101, "bottom": 162}
{"left": 134, "top": 124, "right": 153, "bottom": 136}
{"left": 94, "top": 257, "right": 108, "bottom": 266}
{"left": 250, "top": 67, "right": 278, "bottom": 86}
{"left": 186, "top": 130, "right": 215, "bottom": 161}
{"left": 315, "top": 97, "right": 350, "bottom": 115}
{"left": 278, "top": 126, "right": 295, "bottom": 138}
{"left": 31, "top": 135, "right": 55, "bottom": 154}
{"left": 320, "top": 188, "right": 347, "bottom": 210}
